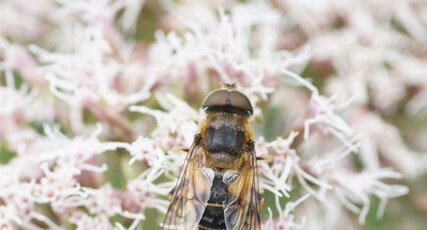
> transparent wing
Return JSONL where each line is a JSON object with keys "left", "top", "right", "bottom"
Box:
{"left": 224, "top": 141, "right": 261, "bottom": 230}
{"left": 163, "top": 136, "right": 214, "bottom": 230}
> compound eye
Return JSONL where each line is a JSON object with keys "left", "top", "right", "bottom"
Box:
{"left": 202, "top": 89, "right": 229, "bottom": 109}
{"left": 202, "top": 89, "right": 253, "bottom": 116}
{"left": 229, "top": 91, "right": 253, "bottom": 115}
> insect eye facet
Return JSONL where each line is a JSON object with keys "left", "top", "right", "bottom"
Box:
{"left": 202, "top": 89, "right": 253, "bottom": 116}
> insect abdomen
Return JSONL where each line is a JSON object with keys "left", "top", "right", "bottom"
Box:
{"left": 198, "top": 174, "right": 227, "bottom": 229}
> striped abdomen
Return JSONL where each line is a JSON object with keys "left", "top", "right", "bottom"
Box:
{"left": 198, "top": 173, "right": 227, "bottom": 229}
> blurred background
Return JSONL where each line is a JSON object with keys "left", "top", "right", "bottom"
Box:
{"left": 0, "top": 0, "right": 426, "bottom": 229}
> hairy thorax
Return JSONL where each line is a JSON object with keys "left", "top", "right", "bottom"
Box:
{"left": 201, "top": 112, "right": 252, "bottom": 169}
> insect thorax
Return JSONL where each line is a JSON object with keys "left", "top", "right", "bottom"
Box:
{"left": 202, "top": 112, "right": 250, "bottom": 166}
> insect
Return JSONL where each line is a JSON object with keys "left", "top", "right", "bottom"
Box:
{"left": 163, "top": 85, "right": 261, "bottom": 230}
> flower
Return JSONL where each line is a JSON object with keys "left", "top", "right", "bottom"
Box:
{"left": 1, "top": 0, "right": 424, "bottom": 229}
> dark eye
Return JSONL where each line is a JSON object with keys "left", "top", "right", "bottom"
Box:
{"left": 202, "top": 89, "right": 253, "bottom": 116}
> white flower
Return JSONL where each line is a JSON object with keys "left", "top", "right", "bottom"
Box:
{"left": 0, "top": 0, "right": 422, "bottom": 229}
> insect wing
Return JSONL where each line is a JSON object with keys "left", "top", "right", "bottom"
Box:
{"left": 163, "top": 140, "right": 214, "bottom": 230}
{"left": 224, "top": 143, "right": 261, "bottom": 230}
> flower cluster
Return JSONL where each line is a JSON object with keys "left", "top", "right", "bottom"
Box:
{"left": 1, "top": 0, "right": 426, "bottom": 229}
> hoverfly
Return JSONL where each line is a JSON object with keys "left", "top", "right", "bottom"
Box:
{"left": 163, "top": 85, "right": 261, "bottom": 230}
